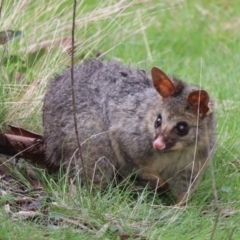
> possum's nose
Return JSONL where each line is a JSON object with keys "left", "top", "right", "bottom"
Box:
{"left": 153, "top": 136, "right": 166, "bottom": 150}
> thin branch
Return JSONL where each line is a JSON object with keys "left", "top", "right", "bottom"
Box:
{"left": 228, "top": 227, "right": 236, "bottom": 240}
{"left": 0, "top": 0, "right": 6, "bottom": 66}
{"left": 0, "top": 0, "right": 4, "bottom": 20}
{"left": 70, "top": 0, "right": 89, "bottom": 191}
{"left": 209, "top": 160, "right": 221, "bottom": 240}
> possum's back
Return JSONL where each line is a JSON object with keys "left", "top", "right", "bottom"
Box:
{"left": 43, "top": 59, "right": 152, "bottom": 169}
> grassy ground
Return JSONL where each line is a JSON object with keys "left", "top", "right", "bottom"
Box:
{"left": 0, "top": 0, "right": 240, "bottom": 239}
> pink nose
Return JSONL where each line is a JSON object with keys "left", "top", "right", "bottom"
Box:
{"left": 153, "top": 137, "right": 166, "bottom": 150}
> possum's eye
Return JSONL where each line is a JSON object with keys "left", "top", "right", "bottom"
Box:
{"left": 176, "top": 122, "right": 189, "bottom": 136}
{"left": 155, "top": 114, "right": 162, "bottom": 128}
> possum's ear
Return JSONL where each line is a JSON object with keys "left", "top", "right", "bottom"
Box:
{"left": 151, "top": 67, "right": 175, "bottom": 98}
{"left": 187, "top": 90, "right": 210, "bottom": 116}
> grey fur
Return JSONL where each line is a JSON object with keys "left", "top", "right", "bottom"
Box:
{"left": 43, "top": 59, "right": 216, "bottom": 204}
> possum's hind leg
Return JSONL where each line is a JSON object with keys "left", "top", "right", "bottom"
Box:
{"left": 66, "top": 133, "right": 118, "bottom": 190}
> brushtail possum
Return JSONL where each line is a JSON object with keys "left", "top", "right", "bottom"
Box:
{"left": 43, "top": 59, "right": 216, "bottom": 205}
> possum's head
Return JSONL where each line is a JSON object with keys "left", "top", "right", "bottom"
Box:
{"left": 150, "top": 67, "right": 213, "bottom": 152}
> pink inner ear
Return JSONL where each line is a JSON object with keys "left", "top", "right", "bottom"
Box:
{"left": 187, "top": 90, "right": 210, "bottom": 115}
{"left": 151, "top": 67, "right": 175, "bottom": 98}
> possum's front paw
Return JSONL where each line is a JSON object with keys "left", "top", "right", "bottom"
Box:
{"left": 174, "top": 193, "right": 190, "bottom": 206}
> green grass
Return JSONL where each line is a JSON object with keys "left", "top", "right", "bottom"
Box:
{"left": 0, "top": 0, "right": 240, "bottom": 239}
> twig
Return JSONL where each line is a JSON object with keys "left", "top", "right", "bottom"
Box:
{"left": 0, "top": 0, "right": 4, "bottom": 20}
{"left": 228, "top": 227, "right": 236, "bottom": 240}
{"left": 10, "top": 187, "right": 43, "bottom": 195}
{"left": 0, "top": 0, "right": 6, "bottom": 67}
{"left": 209, "top": 160, "right": 221, "bottom": 240}
{"left": 70, "top": 0, "right": 89, "bottom": 191}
